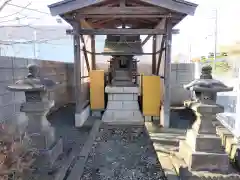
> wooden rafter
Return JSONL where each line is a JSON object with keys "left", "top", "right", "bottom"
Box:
{"left": 68, "top": 28, "right": 179, "bottom": 35}
{"left": 155, "top": 18, "right": 167, "bottom": 75}
{"left": 77, "top": 6, "right": 169, "bottom": 15}
{"left": 91, "top": 35, "right": 96, "bottom": 70}
{"left": 141, "top": 35, "right": 152, "bottom": 46}
{"left": 156, "top": 36, "right": 166, "bottom": 75}
{"left": 93, "top": 52, "right": 154, "bottom": 55}
{"left": 152, "top": 35, "right": 157, "bottom": 74}
{"left": 87, "top": 18, "right": 158, "bottom": 29}
{"left": 80, "top": 35, "right": 91, "bottom": 73}
{"left": 77, "top": 14, "right": 172, "bottom": 19}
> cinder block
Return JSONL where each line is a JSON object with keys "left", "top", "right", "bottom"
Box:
{"left": 0, "top": 92, "right": 14, "bottom": 106}
{"left": 0, "top": 81, "right": 13, "bottom": 95}
{"left": 105, "top": 86, "right": 124, "bottom": 93}
{"left": 13, "top": 69, "right": 28, "bottom": 80}
{"left": 152, "top": 116, "right": 160, "bottom": 121}
{"left": 108, "top": 94, "right": 113, "bottom": 100}
{"left": 107, "top": 101, "right": 123, "bottom": 109}
{"left": 133, "top": 94, "right": 138, "bottom": 101}
{"left": 0, "top": 104, "right": 15, "bottom": 121}
{"left": 144, "top": 116, "right": 152, "bottom": 122}
{"left": 171, "top": 88, "right": 191, "bottom": 105}
{"left": 122, "top": 101, "right": 139, "bottom": 110}
{"left": 13, "top": 58, "right": 28, "bottom": 68}
{"left": 133, "top": 111, "right": 143, "bottom": 119}
{"left": 102, "top": 110, "right": 113, "bottom": 119}
{"left": 0, "top": 57, "right": 13, "bottom": 68}
{"left": 113, "top": 110, "right": 134, "bottom": 120}
{"left": 0, "top": 69, "right": 13, "bottom": 82}
{"left": 177, "top": 63, "right": 194, "bottom": 71}
{"left": 123, "top": 87, "right": 139, "bottom": 93}
{"left": 170, "top": 70, "right": 177, "bottom": 83}
{"left": 113, "top": 94, "right": 134, "bottom": 101}
{"left": 171, "top": 64, "right": 177, "bottom": 71}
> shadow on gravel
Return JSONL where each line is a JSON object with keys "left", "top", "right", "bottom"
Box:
{"left": 170, "top": 107, "right": 196, "bottom": 129}
{"left": 47, "top": 104, "right": 91, "bottom": 152}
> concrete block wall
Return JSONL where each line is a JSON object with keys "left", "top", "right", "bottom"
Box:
{"left": 0, "top": 56, "right": 85, "bottom": 124}
{"left": 0, "top": 56, "right": 32, "bottom": 123}
{"left": 170, "top": 63, "right": 195, "bottom": 105}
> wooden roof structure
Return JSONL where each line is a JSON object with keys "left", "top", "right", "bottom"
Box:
{"left": 48, "top": 0, "right": 198, "bottom": 34}
{"left": 48, "top": 0, "right": 198, "bottom": 129}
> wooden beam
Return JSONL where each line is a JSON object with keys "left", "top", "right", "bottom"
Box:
{"left": 72, "top": 21, "right": 81, "bottom": 113}
{"left": 67, "top": 28, "right": 179, "bottom": 35}
{"left": 77, "top": 14, "right": 172, "bottom": 19}
{"left": 141, "top": 18, "right": 167, "bottom": 47}
{"left": 93, "top": 52, "right": 154, "bottom": 55}
{"left": 162, "top": 18, "right": 172, "bottom": 127}
{"left": 120, "top": 0, "right": 125, "bottom": 7}
{"left": 155, "top": 18, "right": 167, "bottom": 29}
{"left": 156, "top": 18, "right": 167, "bottom": 75}
{"left": 80, "top": 35, "right": 91, "bottom": 73}
{"left": 80, "top": 19, "right": 93, "bottom": 29}
{"left": 152, "top": 35, "right": 157, "bottom": 74}
{"left": 156, "top": 36, "right": 166, "bottom": 75}
{"left": 141, "top": 35, "right": 152, "bottom": 46}
{"left": 77, "top": 7, "right": 168, "bottom": 15}
{"left": 91, "top": 35, "right": 96, "bottom": 70}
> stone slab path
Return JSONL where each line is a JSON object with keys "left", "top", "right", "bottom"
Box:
{"left": 77, "top": 125, "right": 167, "bottom": 180}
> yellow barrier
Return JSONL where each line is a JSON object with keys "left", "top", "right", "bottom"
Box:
{"left": 142, "top": 75, "right": 162, "bottom": 116}
{"left": 90, "top": 70, "right": 105, "bottom": 110}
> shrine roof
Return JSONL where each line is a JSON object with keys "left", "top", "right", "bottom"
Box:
{"left": 49, "top": 0, "right": 197, "bottom": 16}
{"left": 48, "top": 0, "right": 198, "bottom": 29}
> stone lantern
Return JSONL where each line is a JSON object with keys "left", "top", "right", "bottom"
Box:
{"left": 7, "top": 64, "right": 63, "bottom": 167}
{"left": 178, "top": 65, "right": 233, "bottom": 172}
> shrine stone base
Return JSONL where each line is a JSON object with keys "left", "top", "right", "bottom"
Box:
{"left": 102, "top": 86, "right": 144, "bottom": 125}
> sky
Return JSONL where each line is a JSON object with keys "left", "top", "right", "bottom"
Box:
{"left": 0, "top": 0, "right": 240, "bottom": 58}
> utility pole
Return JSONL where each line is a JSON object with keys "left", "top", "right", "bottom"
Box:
{"left": 33, "top": 30, "right": 37, "bottom": 59}
{"left": 213, "top": 9, "right": 218, "bottom": 70}
{"left": 188, "top": 41, "right": 192, "bottom": 63}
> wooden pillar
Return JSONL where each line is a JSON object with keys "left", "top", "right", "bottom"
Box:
{"left": 152, "top": 35, "right": 157, "bottom": 74}
{"left": 73, "top": 22, "right": 82, "bottom": 113}
{"left": 91, "top": 35, "right": 96, "bottom": 70}
{"left": 162, "top": 18, "right": 172, "bottom": 127}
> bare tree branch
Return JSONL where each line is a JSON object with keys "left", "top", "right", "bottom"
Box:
{"left": 0, "top": 0, "right": 12, "bottom": 12}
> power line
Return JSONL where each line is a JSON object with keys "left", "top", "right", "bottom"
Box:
{"left": 0, "top": 36, "right": 71, "bottom": 45}
{"left": 0, "top": 15, "right": 40, "bottom": 23}
{"left": 7, "top": 3, "right": 50, "bottom": 15}
{"left": 0, "top": 2, "right": 32, "bottom": 19}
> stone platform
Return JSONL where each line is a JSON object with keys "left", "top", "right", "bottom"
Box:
{"left": 102, "top": 86, "right": 144, "bottom": 125}
{"left": 170, "top": 153, "right": 240, "bottom": 180}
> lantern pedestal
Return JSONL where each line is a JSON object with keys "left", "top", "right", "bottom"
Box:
{"left": 171, "top": 66, "right": 240, "bottom": 179}
{"left": 7, "top": 64, "right": 63, "bottom": 169}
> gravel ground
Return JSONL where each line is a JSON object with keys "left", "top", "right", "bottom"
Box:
{"left": 81, "top": 126, "right": 167, "bottom": 180}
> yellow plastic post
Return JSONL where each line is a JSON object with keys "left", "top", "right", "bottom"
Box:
{"left": 142, "top": 75, "right": 161, "bottom": 116}
{"left": 90, "top": 70, "right": 105, "bottom": 110}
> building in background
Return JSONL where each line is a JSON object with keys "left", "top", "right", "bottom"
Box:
{"left": 0, "top": 25, "right": 106, "bottom": 62}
